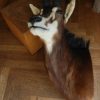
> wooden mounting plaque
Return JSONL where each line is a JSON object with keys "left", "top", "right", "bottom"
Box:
{"left": 1, "top": 0, "right": 43, "bottom": 54}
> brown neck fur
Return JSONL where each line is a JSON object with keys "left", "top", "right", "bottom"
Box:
{"left": 45, "top": 28, "right": 94, "bottom": 100}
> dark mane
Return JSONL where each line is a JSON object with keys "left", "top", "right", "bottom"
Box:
{"left": 63, "top": 29, "right": 90, "bottom": 49}
{"left": 62, "top": 29, "right": 90, "bottom": 59}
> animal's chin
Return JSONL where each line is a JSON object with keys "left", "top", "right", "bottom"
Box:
{"left": 31, "top": 25, "right": 48, "bottom": 30}
{"left": 28, "top": 22, "right": 48, "bottom": 30}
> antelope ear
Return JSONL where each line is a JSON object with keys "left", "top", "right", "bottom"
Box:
{"left": 64, "top": 0, "right": 76, "bottom": 24}
{"left": 29, "top": 4, "right": 40, "bottom": 15}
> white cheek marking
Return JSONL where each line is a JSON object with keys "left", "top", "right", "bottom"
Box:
{"left": 42, "top": 21, "right": 58, "bottom": 54}
{"left": 30, "top": 21, "right": 58, "bottom": 54}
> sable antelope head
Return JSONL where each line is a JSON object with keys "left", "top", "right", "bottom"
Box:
{"left": 28, "top": 0, "right": 76, "bottom": 53}
{"left": 28, "top": 1, "right": 94, "bottom": 99}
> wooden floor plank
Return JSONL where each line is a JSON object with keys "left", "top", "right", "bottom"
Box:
{"left": 38, "top": 97, "right": 65, "bottom": 100}
{"left": 3, "top": 68, "right": 63, "bottom": 100}
{"left": 0, "top": 67, "right": 10, "bottom": 100}
{"left": 30, "top": 96, "right": 37, "bottom": 100}
{"left": 94, "top": 73, "right": 100, "bottom": 100}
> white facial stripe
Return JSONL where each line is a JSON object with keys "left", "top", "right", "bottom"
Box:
{"left": 47, "top": 7, "right": 58, "bottom": 21}
{"left": 52, "top": 7, "right": 58, "bottom": 20}
{"left": 52, "top": 7, "right": 58, "bottom": 12}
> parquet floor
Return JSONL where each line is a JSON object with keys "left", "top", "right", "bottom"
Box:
{"left": 0, "top": 0, "right": 100, "bottom": 100}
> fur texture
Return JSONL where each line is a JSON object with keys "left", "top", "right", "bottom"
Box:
{"left": 28, "top": 1, "right": 94, "bottom": 99}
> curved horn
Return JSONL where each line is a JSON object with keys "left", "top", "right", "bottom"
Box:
{"left": 64, "top": 0, "right": 76, "bottom": 23}
{"left": 29, "top": 4, "right": 40, "bottom": 15}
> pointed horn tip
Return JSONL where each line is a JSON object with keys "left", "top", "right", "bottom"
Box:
{"left": 29, "top": 3, "right": 40, "bottom": 15}
{"left": 29, "top": 4, "right": 34, "bottom": 8}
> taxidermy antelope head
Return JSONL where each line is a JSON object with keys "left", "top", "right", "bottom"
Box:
{"left": 28, "top": 0, "right": 94, "bottom": 100}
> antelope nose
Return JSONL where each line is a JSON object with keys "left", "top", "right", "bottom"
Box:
{"left": 29, "top": 16, "right": 42, "bottom": 23}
